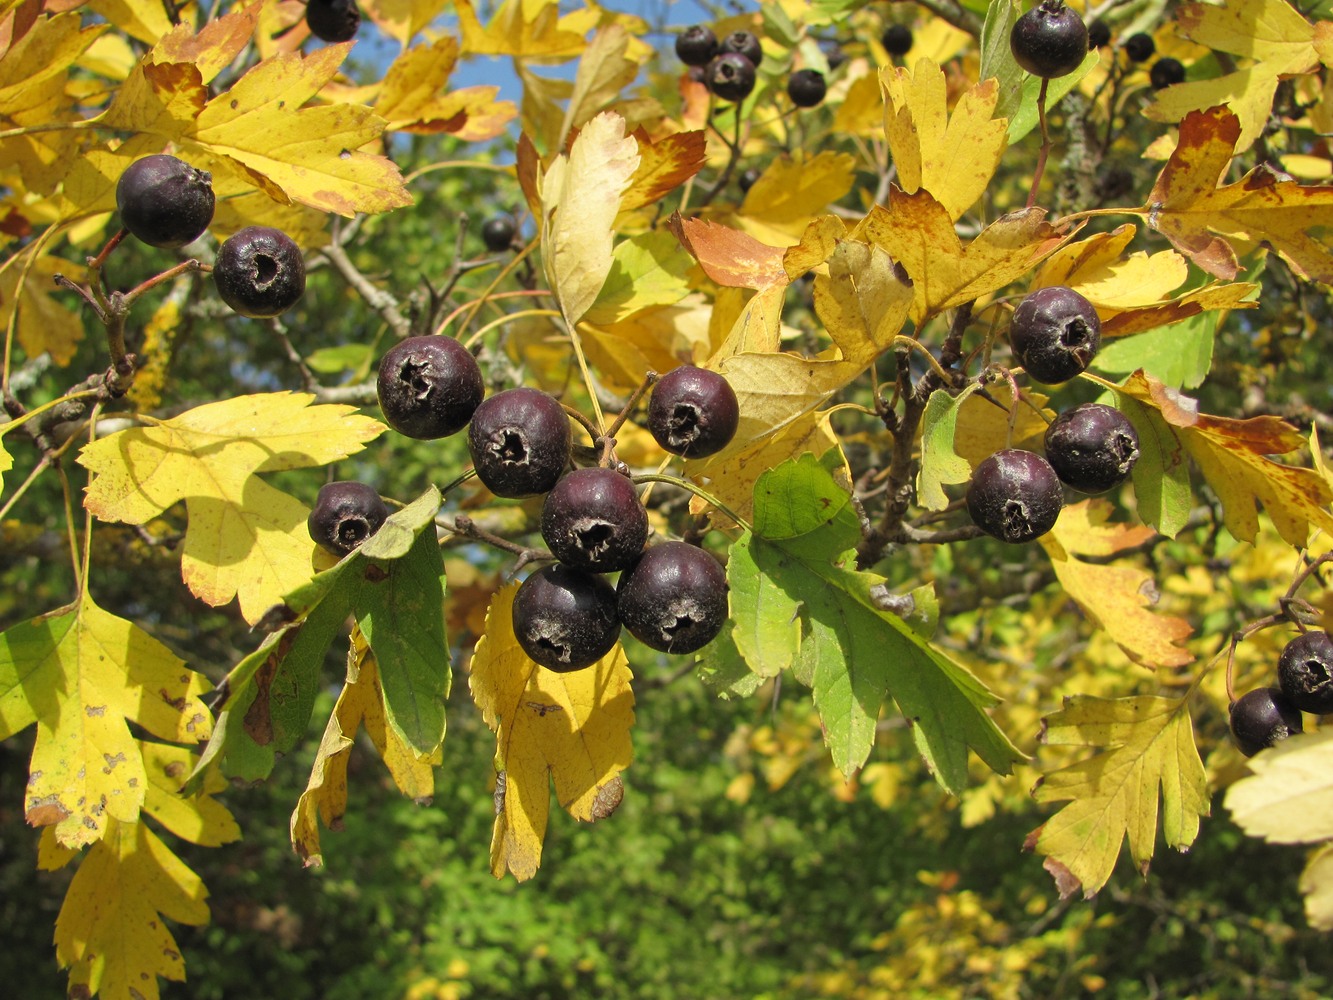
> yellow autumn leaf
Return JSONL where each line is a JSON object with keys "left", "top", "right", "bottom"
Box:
{"left": 860, "top": 187, "right": 1076, "bottom": 325}
{"left": 1145, "top": 105, "right": 1333, "bottom": 282}
{"left": 78, "top": 392, "right": 385, "bottom": 624}
{"left": 540, "top": 109, "right": 640, "bottom": 326}
{"left": 0, "top": 593, "right": 213, "bottom": 848}
{"left": 0, "top": 431, "right": 10, "bottom": 492}
{"left": 1144, "top": 0, "right": 1319, "bottom": 153}
{"left": 372, "top": 36, "right": 517, "bottom": 139}
{"left": 880, "top": 58, "right": 1008, "bottom": 221}
{"left": 292, "top": 636, "right": 437, "bottom": 867}
{"left": 1225, "top": 729, "right": 1333, "bottom": 843}
{"left": 469, "top": 583, "right": 634, "bottom": 882}
{"left": 1039, "top": 500, "right": 1194, "bottom": 668}
{"left": 140, "top": 741, "right": 241, "bottom": 848}
{"left": 364, "top": 0, "right": 451, "bottom": 47}
{"left": 710, "top": 239, "right": 912, "bottom": 460}
{"left": 738, "top": 151, "right": 857, "bottom": 242}
{"left": 89, "top": 0, "right": 177, "bottom": 46}
{"left": 0, "top": 12, "right": 99, "bottom": 124}
{"left": 55, "top": 818, "right": 210, "bottom": 1000}
{"left": 1114, "top": 370, "right": 1333, "bottom": 548}
{"left": 1030, "top": 694, "right": 1210, "bottom": 898}
{"left": 560, "top": 24, "right": 643, "bottom": 143}
{"left": 953, "top": 380, "right": 1052, "bottom": 466}
{"left": 0, "top": 241, "right": 87, "bottom": 365}
{"left": 455, "top": 0, "right": 589, "bottom": 58}
{"left": 1300, "top": 844, "right": 1333, "bottom": 930}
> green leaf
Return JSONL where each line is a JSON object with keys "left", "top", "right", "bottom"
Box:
{"left": 305, "top": 343, "right": 374, "bottom": 375}
{"left": 1007, "top": 50, "right": 1101, "bottom": 144}
{"left": 727, "top": 536, "right": 801, "bottom": 679}
{"left": 697, "top": 627, "right": 766, "bottom": 699}
{"left": 917, "top": 385, "right": 981, "bottom": 510}
{"left": 583, "top": 231, "right": 694, "bottom": 326}
{"left": 360, "top": 485, "right": 441, "bottom": 560}
{"left": 737, "top": 455, "right": 1023, "bottom": 791}
{"left": 979, "top": 0, "right": 1024, "bottom": 122}
{"left": 1114, "top": 394, "right": 1193, "bottom": 537}
{"left": 1095, "top": 312, "right": 1216, "bottom": 390}
{"left": 760, "top": 1, "right": 801, "bottom": 47}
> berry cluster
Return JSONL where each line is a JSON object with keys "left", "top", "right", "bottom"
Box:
{"left": 1083, "top": 21, "right": 1185, "bottom": 91}
{"left": 676, "top": 23, "right": 829, "bottom": 110}
{"left": 967, "top": 285, "right": 1139, "bottom": 543}
{"left": 1230, "top": 631, "right": 1333, "bottom": 756}
{"left": 115, "top": 155, "right": 308, "bottom": 318}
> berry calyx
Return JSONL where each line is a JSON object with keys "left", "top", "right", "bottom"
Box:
{"left": 468, "top": 387, "right": 571, "bottom": 498}
{"left": 376, "top": 336, "right": 483, "bottom": 440}
{"left": 306, "top": 0, "right": 360, "bottom": 43}
{"left": 676, "top": 25, "right": 718, "bottom": 67}
{"left": 512, "top": 564, "right": 621, "bottom": 672}
{"left": 541, "top": 467, "right": 648, "bottom": 574}
{"left": 213, "top": 226, "right": 306, "bottom": 318}
{"left": 1150, "top": 57, "right": 1185, "bottom": 90}
{"left": 481, "top": 216, "right": 516, "bottom": 253}
{"left": 115, "top": 154, "right": 215, "bottom": 249}
{"left": 648, "top": 366, "right": 740, "bottom": 459}
{"left": 719, "top": 30, "right": 762, "bottom": 66}
{"left": 1123, "top": 31, "right": 1155, "bottom": 63}
{"left": 1010, "top": 0, "right": 1088, "bottom": 79}
{"left": 308, "top": 481, "right": 388, "bottom": 556}
{"left": 705, "top": 52, "right": 757, "bottom": 103}
{"left": 1010, "top": 285, "right": 1101, "bottom": 384}
{"left": 966, "top": 449, "right": 1063, "bottom": 544}
{"left": 1278, "top": 631, "right": 1333, "bottom": 715}
{"left": 881, "top": 24, "right": 913, "bottom": 57}
{"left": 787, "top": 69, "right": 827, "bottom": 108}
{"left": 617, "top": 541, "right": 729, "bottom": 654}
{"left": 1043, "top": 402, "right": 1140, "bottom": 494}
{"left": 1230, "top": 687, "right": 1303, "bottom": 757}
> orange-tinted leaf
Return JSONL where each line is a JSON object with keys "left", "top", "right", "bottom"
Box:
{"left": 620, "top": 128, "right": 706, "bottom": 212}
{"left": 669, "top": 213, "right": 788, "bottom": 290}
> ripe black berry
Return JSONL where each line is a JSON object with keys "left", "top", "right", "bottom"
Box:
{"left": 306, "top": 0, "right": 360, "bottom": 43}
{"left": 738, "top": 168, "right": 760, "bottom": 193}
{"left": 676, "top": 24, "right": 718, "bottom": 66}
{"left": 1278, "top": 631, "right": 1333, "bottom": 715}
{"left": 308, "top": 481, "right": 388, "bottom": 556}
{"left": 648, "top": 366, "right": 740, "bottom": 459}
{"left": 966, "top": 449, "right": 1063, "bottom": 543}
{"left": 1043, "top": 402, "right": 1140, "bottom": 494}
{"left": 819, "top": 38, "right": 846, "bottom": 70}
{"left": 719, "top": 30, "right": 762, "bottom": 66}
{"left": 541, "top": 467, "right": 648, "bottom": 573}
{"left": 1123, "top": 31, "right": 1155, "bottom": 63}
{"left": 617, "top": 541, "right": 728, "bottom": 654}
{"left": 376, "top": 336, "right": 483, "bottom": 440}
{"left": 1150, "top": 57, "right": 1185, "bottom": 90}
{"left": 512, "top": 564, "right": 621, "bottom": 671}
{"left": 213, "top": 226, "right": 306, "bottom": 318}
{"left": 882, "top": 23, "right": 913, "bottom": 57}
{"left": 1230, "top": 687, "right": 1304, "bottom": 757}
{"left": 705, "top": 52, "right": 757, "bottom": 103}
{"left": 1010, "top": 285, "right": 1101, "bottom": 384}
{"left": 787, "top": 69, "right": 827, "bottom": 108}
{"left": 1010, "top": 0, "right": 1088, "bottom": 79}
{"left": 468, "top": 387, "right": 571, "bottom": 498}
{"left": 481, "top": 215, "right": 516, "bottom": 253}
{"left": 1087, "top": 20, "right": 1110, "bottom": 49}
{"left": 115, "top": 154, "right": 215, "bottom": 249}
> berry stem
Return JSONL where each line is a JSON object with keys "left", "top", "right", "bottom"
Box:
{"left": 322, "top": 217, "right": 412, "bottom": 340}
{"left": 561, "top": 402, "right": 602, "bottom": 445}
{"left": 444, "top": 513, "right": 551, "bottom": 571}
{"left": 88, "top": 228, "right": 128, "bottom": 272}
{"left": 1026, "top": 78, "right": 1052, "bottom": 210}
{"left": 602, "top": 370, "right": 658, "bottom": 441}
{"left": 121, "top": 258, "right": 203, "bottom": 308}
{"left": 630, "top": 473, "right": 753, "bottom": 533}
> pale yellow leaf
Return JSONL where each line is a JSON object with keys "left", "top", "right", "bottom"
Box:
{"left": 1224, "top": 729, "right": 1333, "bottom": 844}
{"left": 560, "top": 24, "right": 642, "bottom": 143}
{"left": 738, "top": 151, "right": 857, "bottom": 240}
{"left": 1300, "top": 844, "right": 1333, "bottom": 930}
{"left": 140, "top": 741, "right": 241, "bottom": 848}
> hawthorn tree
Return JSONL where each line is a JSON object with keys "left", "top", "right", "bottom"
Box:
{"left": 1, "top": 0, "right": 1333, "bottom": 996}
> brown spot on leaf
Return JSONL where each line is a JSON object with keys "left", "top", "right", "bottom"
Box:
{"left": 102, "top": 752, "right": 127, "bottom": 774}
{"left": 165, "top": 761, "right": 186, "bottom": 779}
{"left": 85, "top": 704, "right": 106, "bottom": 717}
{"left": 160, "top": 689, "right": 187, "bottom": 712}
{"left": 25, "top": 796, "right": 69, "bottom": 826}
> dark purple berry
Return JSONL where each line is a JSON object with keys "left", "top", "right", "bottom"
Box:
{"left": 306, "top": 0, "right": 360, "bottom": 43}
{"left": 1150, "top": 57, "right": 1185, "bottom": 90}
{"left": 512, "top": 564, "right": 621, "bottom": 671}
{"left": 1123, "top": 31, "right": 1155, "bottom": 63}
{"left": 966, "top": 449, "right": 1063, "bottom": 543}
{"left": 617, "top": 541, "right": 728, "bottom": 654}
{"left": 1010, "top": 285, "right": 1101, "bottom": 384}
{"left": 648, "top": 366, "right": 739, "bottom": 459}
{"left": 1278, "top": 631, "right": 1333, "bottom": 715}
{"left": 705, "top": 52, "right": 757, "bottom": 103}
{"left": 1087, "top": 20, "right": 1110, "bottom": 49}
{"left": 882, "top": 23, "right": 913, "bottom": 57}
{"left": 719, "top": 30, "right": 762, "bottom": 66}
{"left": 481, "top": 215, "right": 516, "bottom": 253}
{"left": 308, "top": 481, "right": 387, "bottom": 556}
{"left": 467, "top": 387, "right": 571, "bottom": 498}
{"left": 1010, "top": 0, "right": 1088, "bottom": 79}
{"left": 1044, "top": 403, "right": 1140, "bottom": 494}
{"left": 115, "top": 154, "right": 215, "bottom": 249}
{"left": 541, "top": 467, "right": 648, "bottom": 573}
{"left": 1230, "top": 687, "right": 1303, "bottom": 757}
{"left": 819, "top": 38, "right": 846, "bottom": 70}
{"left": 376, "top": 336, "right": 483, "bottom": 439}
{"left": 787, "top": 69, "right": 827, "bottom": 108}
{"left": 213, "top": 226, "right": 305, "bottom": 318}
{"left": 676, "top": 24, "right": 718, "bottom": 67}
